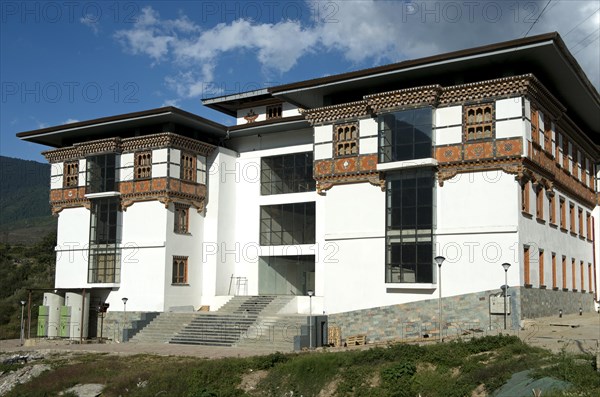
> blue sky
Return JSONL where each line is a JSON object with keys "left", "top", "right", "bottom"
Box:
{"left": 1, "top": 0, "right": 599, "bottom": 162}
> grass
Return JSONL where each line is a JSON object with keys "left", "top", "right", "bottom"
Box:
{"left": 5, "top": 335, "right": 600, "bottom": 397}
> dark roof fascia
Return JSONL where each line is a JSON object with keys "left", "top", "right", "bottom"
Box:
{"left": 17, "top": 107, "right": 226, "bottom": 138}
{"left": 269, "top": 33, "right": 561, "bottom": 94}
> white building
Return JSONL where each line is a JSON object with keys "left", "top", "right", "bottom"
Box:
{"left": 18, "top": 33, "right": 599, "bottom": 341}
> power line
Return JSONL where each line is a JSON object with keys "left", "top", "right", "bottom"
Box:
{"left": 573, "top": 29, "right": 600, "bottom": 55}
{"left": 524, "top": 0, "right": 553, "bottom": 38}
{"left": 571, "top": 27, "right": 600, "bottom": 51}
{"left": 564, "top": 8, "right": 600, "bottom": 38}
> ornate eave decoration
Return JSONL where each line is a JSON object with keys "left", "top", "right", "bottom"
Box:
{"left": 302, "top": 100, "right": 369, "bottom": 126}
{"left": 365, "top": 85, "right": 443, "bottom": 113}
{"left": 316, "top": 172, "right": 385, "bottom": 195}
{"left": 43, "top": 132, "right": 216, "bottom": 163}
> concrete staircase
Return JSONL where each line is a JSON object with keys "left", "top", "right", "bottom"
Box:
{"left": 128, "top": 312, "right": 198, "bottom": 343}
{"left": 129, "top": 296, "right": 306, "bottom": 351}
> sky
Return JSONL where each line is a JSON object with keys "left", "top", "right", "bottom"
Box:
{"left": 1, "top": 0, "right": 599, "bottom": 162}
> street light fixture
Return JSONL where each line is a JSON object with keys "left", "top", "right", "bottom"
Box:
{"left": 501, "top": 263, "right": 511, "bottom": 330}
{"left": 434, "top": 256, "right": 446, "bottom": 342}
{"left": 307, "top": 290, "right": 314, "bottom": 349}
{"left": 122, "top": 297, "right": 128, "bottom": 342}
{"left": 19, "top": 300, "right": 26, "bottom": 346}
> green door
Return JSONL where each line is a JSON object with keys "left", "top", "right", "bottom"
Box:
{"left": 37, "top": 306, "right": 49, "bottom": 337}
{"left": 59, "top": 306, "right": 70, "bottom": 338}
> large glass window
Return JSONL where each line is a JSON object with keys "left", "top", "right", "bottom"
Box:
{"left": 386, "top": 169, "right": 434, "bottom": 283}
{"left": 379, "top": 107, "right": 433, "bottom": 163}
{"left": 258, "top": 255, "right": 315, "bottom": 295}
{"left": 261, "top": 152, "right": 314, "bottom": 195}
{"left": 260, "top": 202, "right": 315, "bottom": 245}
{"left": 88, "top": 197, "right": 120, "bottom": 283}
{"left": 86, "top": 154, "right": 116, "bottom": 193}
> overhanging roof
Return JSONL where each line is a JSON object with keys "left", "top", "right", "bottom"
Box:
{"left": 203, "top": 32, "right": 599, "bottom": 140}
{"left": 17, "top": 107, "right": 227, "bottom": 148}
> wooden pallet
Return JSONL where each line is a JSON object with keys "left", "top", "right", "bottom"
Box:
{"left": 345, "top": 334, "right": 367, "bottom": 346}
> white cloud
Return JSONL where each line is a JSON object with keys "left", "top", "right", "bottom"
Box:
{"left": 63, "top": 118, "right": 79, "bottom": 124}
{"left": 113, "top": 1, "right": 600, "bottom": 101}
{"left": 80, "top": 15, "right": 99, "bottom": 35}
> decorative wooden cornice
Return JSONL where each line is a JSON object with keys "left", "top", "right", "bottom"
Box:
{"left": 302, "top": 100, "right": 369, "bottom": 126}
{"left": 313, "top": 154, "right": 384, "bottom": 194}
{"left": 365, "top": 85, "right": 442, "bottom": 113}
{"left": 439, "top": 75, "right": 529, "bottom": 105}
{"left": 437, "top": 159, "right": 523, "bottom": 187}
{"left": 43, "top": 133, "right": 216, "bottom": 163}
{"left": 49, "top": 177, "right": 207, "bottom": 214}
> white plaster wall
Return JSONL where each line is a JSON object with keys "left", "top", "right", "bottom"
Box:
{"left": 169, "top": 148, "right": 181, "bottom": 178}
{"left": 435, "top": 106, "right": 462, "bottom": 127}
{"left": 50, "top": 163, "right": 63, "bottom": 189}
{"left": 435, "top": 126, "right": 462, "bottom": 146}
{"left": 594, "top": 206, "right": 600, "bottom": 305}
{"left": 314, "top": 143, "right": 332, "bottom": 160}
{"left": 164, "top": 202, "right": 205, "bottom": 310}
{"left": 496, "top": 119, "right": 525, "bottom": 139}
{"left": 282, "top": 103, "right": 299, "bottom": 118}
{"left": 359, "top": 118, "right": 377, "bottom": 137}
{"left": 119, "top": 153, "right": 134, "bottom": 182}
{"left": 496, "top": 97, "right": 522, "bottom": 119}
{"left": 201, "top": 147, "right": 240, "bottom": 303}
{"left": 314, "top": 125, "right": 331, "bottom": 144}
{"left": 55, "top": 207, "right": 91, "bottom": 289}
{"left": 116, "top": 200, "right": 167, "bottom": 312}
{"left": 519, "top": 187, "right": 594, "bottom": 293}
{"left": 78, "top": 159, "right": 86, "bottom": 187}
{"left": 229, "top": 128, "right": 313, "bottom": 153}
{"left": 237, "top": 106, "right": 267, "bottom": 124}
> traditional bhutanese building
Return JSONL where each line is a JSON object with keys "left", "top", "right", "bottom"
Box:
{"left": 18, "top": 32, "right": 600, "bottom": 343}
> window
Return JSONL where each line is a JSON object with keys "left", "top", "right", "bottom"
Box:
{"left": 260, "top": 202, "right": 315, "bottom": 245}
{"left": 587, "top": 212, "right": 592, "bottom": 240}
{"left": 572, "top": 258, "right": 576, "bottom": 290}
{"left": 569, "top": 203, "right": 575, "bottom": 234}
{"left": 386, "top": 169, "right": 434, "bottom": 283}
{"left": 531, "top": 107, "right": 539, "bottom": 145}
{"left": 88, "top": 197, "right": 120, "bottom": 283}
{"left": 524, "top": 246, "right": 530, "bottom": 286}
{"left": 589, "top": 263, "right": 593, "bottom": 293}
{"left": 551, "top": 253, "right": 557, "bottom": 289}
{"left": 543, "top": 115, "right": 552, "bottom": 153}
{"left": 574, "top": 150, "right": 580, "bottom": 180}
{"left": 174, "top": 204, "right": 189, "bottom": 234}
{"left": 465, "top": 103, "right": 493, "bottom": 140}
{"left": 580, "top": 261, "right": 585, "bottom": 292}
{"left": 261, "top": 152, "right": 314, "bottom": 195}
{"left": 180, "top": 152, "right": 196, "bottom": 182}
{"left": 87, "top": 154, "right": 116, "bottom": 193}
{"left": 266, "top": 103, "right": 282, "bottom": 120}
{"left": 258, "top": 255, "right": 315, "bottom": 295}
{"left": 562, "top": 138, "right": 569, "bottom": 170}
{"left": 334, "top": 122, "right": 359, "bottom": 157}
{"left": 562, "top": 256, "right": 567, "bottom": 290}
{"left": 135, "top": 151, "right": 152, "bottom": 179}
{"left": 521, "top": 181, "right": 530, "bottom": 214}
{"left": 539, "top": 249, "right": 544, "bottom": 287}
{"left": 555, "top": 132, "right": 562, "bottom": 163}
{"left": 172, "top": 256, "right": 188, "bottom": 284}
{"left": 578, "top": 208, "right": 584, "bottom": 236}
{"left": 379, "top": 107, "right": 432, "bottom": 163}
{"left": 549, "top": 193, "right": 556, "bottom": 224}
{"left": 64, "top": 161, "right": 79, "bottom": 187}
{"left": 559, "top": 197, "right": 566, "bottom": 230}
{"left": 536, "top": 186, "right": 544, "bottom": 220}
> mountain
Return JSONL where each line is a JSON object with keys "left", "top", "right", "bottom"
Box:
{"left": 0, "top": 156, "right": 56, "bottom": 243}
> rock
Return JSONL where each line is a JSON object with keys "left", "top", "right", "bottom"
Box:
{"left": 0, "top": 364, "right": 51, "bottom": 396}
{"left": 60, "top": 383, "right": 104, "bottom": 397}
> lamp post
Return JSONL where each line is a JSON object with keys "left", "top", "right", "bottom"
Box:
{"left": 307, "top": 290, "right": 314, "bottom": 349}
{"left": 502, "top": 263, "right": 511, "bottom": 330}
{"left": 19, "top": 300, "right": 26, "bottom": 346}
{"left": 434, "top": 256, "right": 446, "bottom": 342}
{"left": 122, "top": 297, "right": 128, "bottom": 342}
